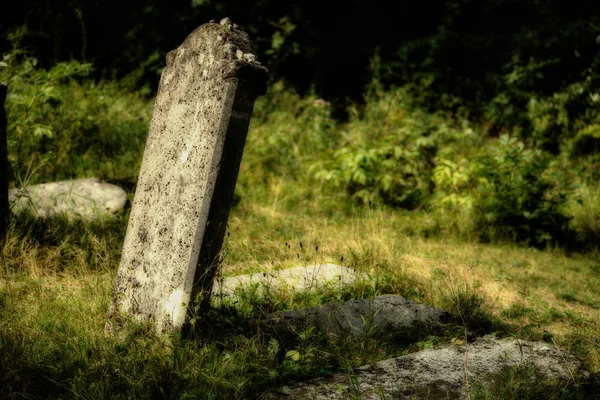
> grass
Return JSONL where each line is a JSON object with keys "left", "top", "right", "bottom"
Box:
{"left": 1, "top": 55, "right": 600, "bottom": 397}
{"left": 470, "top": 362, "right": 594, "bottom": 400}
{"left": 2, "top": 196, "right": 600, "bottom": 398}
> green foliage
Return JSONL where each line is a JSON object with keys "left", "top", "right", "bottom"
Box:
{"left": 484, "top": 56, "right": 563, "bottom": 138}
{"left": 478, "top": 40, "right": 600, "bottom": 157}
{"left": 237, "top": 81, "right": 338, "bottom": 208}
{"left": 320, "top": 140, "right": 434, "bottom": 208}
{"left": 526, "top": 78, "right": 600, "bottom": 154}
{"left": 316, "top": 87, "right": 457, "bottom": 208}
{"left": 472, "top": 135, "right": 575, "bottom": 247}
{"left": 245, "top": 80, "right": 597, "bottom": 250}
{"left": 569, "top": 184, "right": 600, "bottom": 251}
{"left": 0, "top": 35, "right": 151, "bottom": 186}
{"left": 432, "top": 158, "right": 477, "bottom": 210}
{"left": 571, "top": 124, "right": 600, "bottom": 157}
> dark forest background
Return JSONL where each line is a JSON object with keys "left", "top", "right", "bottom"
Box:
{"left": 3, "top": 0, "right": 599, "bottom": 122}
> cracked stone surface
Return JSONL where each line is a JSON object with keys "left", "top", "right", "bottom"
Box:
{"left": 9, "top": 178, "right": 127, "bottom": 219}
{"left": 267, "top": 335, "right": 583, "bottom": 399}
{"left": 264, "top": 294, "right": 450, "bottom": 339}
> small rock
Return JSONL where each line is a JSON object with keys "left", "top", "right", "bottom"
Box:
{"left": 9, "top": 178, "right": 127, "bottom": 219}
{"left": 211, "top": 264, "right": 361, "bottom": 304}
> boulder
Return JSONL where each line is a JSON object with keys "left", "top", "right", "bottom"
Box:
{"left": 269, "top": 335, "right": 583, "bottom": 399}
{"left": 265, "top": 294, "right": 450, "bottom": 339}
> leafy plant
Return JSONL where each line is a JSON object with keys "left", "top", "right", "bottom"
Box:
{"left": 319, "top": 139, "right": 435, "bottom": 208}
{"left": 243, "top": 81, "right": 336, "bottom": 184}
{"left": 314, "top": 88, "right": 455, "bottom": 208}
{"left": 472, "top": 134, "right": 575, "bottom": 247}
{"left": 0, "top": 29, "right": 151, "bottom": 186}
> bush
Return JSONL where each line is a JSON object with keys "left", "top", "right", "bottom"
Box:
{"left": 315, "top": 87, "right": 470, "bottom": 209}
{"left": 472, "top": 134, "right": 575, "bottom": 247}
{"left": 569, "top": 184, "right": 600, "bottom": 251}
{"left": 526, "top": 78, "right": 600, "bottom": 154}
{"left": 0, "top": 30, "right": 152, "bottom": 186}
{"left": 319, "top": 138, "right": 435, "bottom": 208}
{"left": 244, "top": 81, "right": 337, "bottom": 184}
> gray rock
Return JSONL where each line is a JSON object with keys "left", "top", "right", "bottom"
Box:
{"left": 264, "top": 295, "right": 449, "bottom": 339}
{"left": 269, "top": 335, "right": 583, "bottom": 399}
{"left": 211, "top": 264, "right": 362, "bottom": 305}
{"left": 9, "top": 178, "right": 127, "bottom": 219}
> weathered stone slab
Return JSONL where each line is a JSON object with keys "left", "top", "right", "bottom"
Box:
{"left": 269, "top": 335, "right": 583, "bottom": 399}
{"left": 211, "top": 264, "right": 361, "bottom": 304}
{"left": 264, "top": 295, "right": 449, "bottom": 339}
{"left": 9, "top": 178, "right": 127, "bottom": 219}
{"left": 108, "top": 18, "right": 267, "bottom": 332}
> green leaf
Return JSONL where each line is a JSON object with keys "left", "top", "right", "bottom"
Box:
{"left": 285, "top": 350, "right": 300, "bottom": 361}
{"left": 33, "top": 124, "right": 53, "bottom": 139}
{"left": 271, "top": 32, "right": 284, "bottom": 51}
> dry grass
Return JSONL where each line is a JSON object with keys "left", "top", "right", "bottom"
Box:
{"left": 223, "top": 196, "right": 600, "bottom": 372}
{"left": 0, "top": 184, "right": 598, "bottom": 400}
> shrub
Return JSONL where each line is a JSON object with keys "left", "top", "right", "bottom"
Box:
{"left": 526, "top": 78, "right": 600, "bottom": 154}
{"left": 472, "top": 134, "right": 575, "bottom": 247}
{"left": 318, "top": 138, "right": 435, "bottom": 208}
{"left": 0, "top": 30, "right": 152, "bottom": 186}
{"left": 314, "top": 87, "right": 467, "bottom": 209}
{"left": 240, "top": 82, "right": 337, "bottom": 186}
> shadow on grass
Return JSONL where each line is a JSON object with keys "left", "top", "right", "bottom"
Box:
{"left": 2, "top": 211, "right": 128, "bottom": 275}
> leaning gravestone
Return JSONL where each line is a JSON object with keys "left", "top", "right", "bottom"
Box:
{"left": 107, "top": 18, "right": 268, "bottom": 333}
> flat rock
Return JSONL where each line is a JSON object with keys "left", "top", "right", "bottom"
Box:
{"left": 9, "top": 178, "right": 127, "bottom": 219}
{"left": 264, "top": 295, "right": 450, "bottom": 339}
{"left": 211, "top": 264, "right": 361, "bottom": 304}
{"left": 268, "top": 335, "right": 583, "bottom": 399}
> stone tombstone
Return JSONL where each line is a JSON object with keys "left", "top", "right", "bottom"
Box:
{"left": 107, "top": 18, "right": 267, "bottom": 333}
